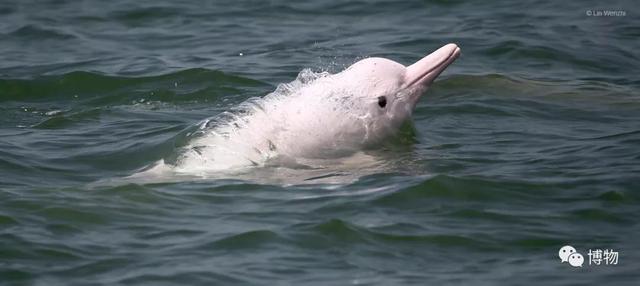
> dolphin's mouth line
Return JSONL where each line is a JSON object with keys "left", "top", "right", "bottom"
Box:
{"left": 404, "top": 44, "right": 461, "bottom": 89}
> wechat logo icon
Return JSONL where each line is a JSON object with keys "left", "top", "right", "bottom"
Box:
{"left": 559, "top": 245, "right": 583, "bottom": 267}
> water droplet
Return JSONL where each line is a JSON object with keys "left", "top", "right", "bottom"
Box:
{"left": 45, "top": 110, "right": 62, "bottom": 116}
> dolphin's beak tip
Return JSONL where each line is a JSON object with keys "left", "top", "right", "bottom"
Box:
{"left": 404, "top": 43, "right": 461, "bottom": 88}
{"left": 446, "top": 43, "right": 461, "bottom": 56}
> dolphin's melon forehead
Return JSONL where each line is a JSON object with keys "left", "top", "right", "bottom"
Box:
{"left": 348, "top": 57, "right": 406, "bottom": 71}
{"left": 342, "top": 57, "right": 407, "bottom": 85}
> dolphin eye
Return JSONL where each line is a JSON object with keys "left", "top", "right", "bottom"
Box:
{"left": 377, "top": 96, "right": 387, "bottom": 108}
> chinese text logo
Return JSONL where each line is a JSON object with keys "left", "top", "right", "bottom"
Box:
{"left": 558, "top": 245, "right": 619, "bottom": 268}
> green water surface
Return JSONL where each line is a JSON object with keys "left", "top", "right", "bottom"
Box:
{"left": 1, "top": 0, "right": 639, "bottom": 285}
